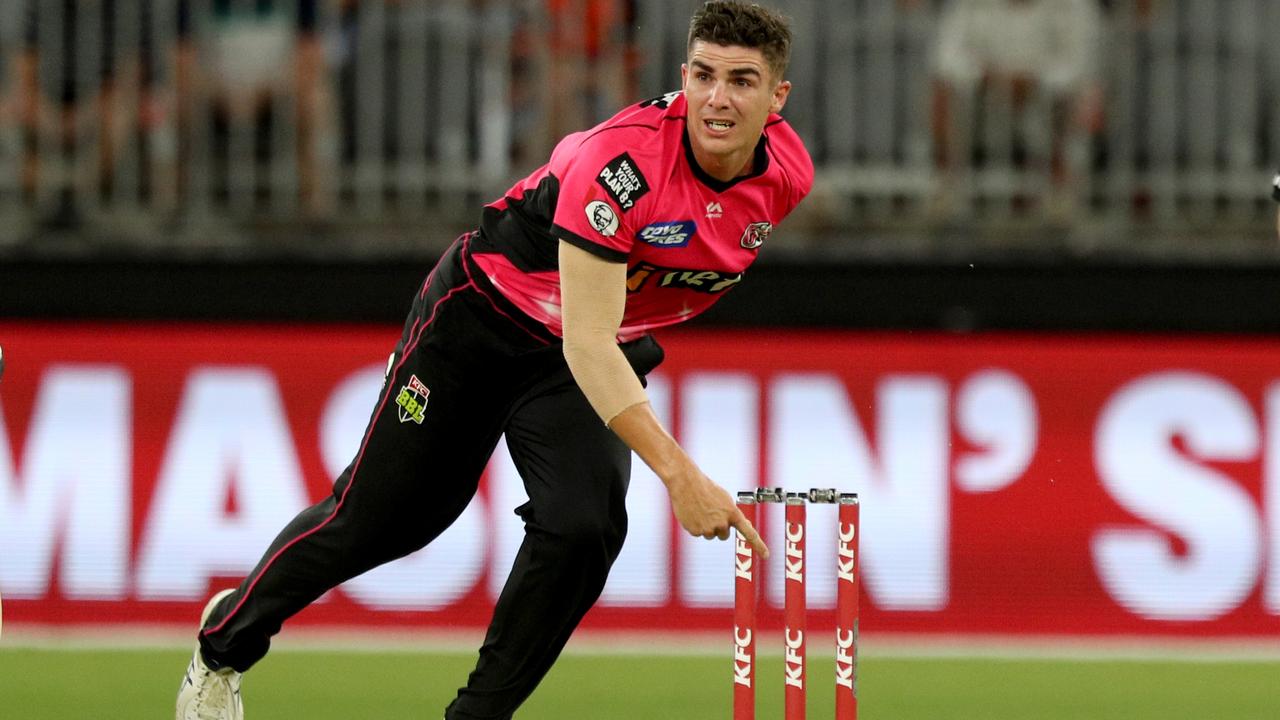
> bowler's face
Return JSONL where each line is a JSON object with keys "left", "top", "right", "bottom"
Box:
{"left": 682, "top": 41, "right": 791, "bottom": 178}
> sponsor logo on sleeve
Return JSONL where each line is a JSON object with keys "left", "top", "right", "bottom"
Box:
{"left": 638, "top": 220, "right": 697, "bottom": 248}
{"left": 596, "top": 153, "right": 650, "bottom": 211}
{"left": 740, "top": 221, "right": 772, "bottom": 250}
{"left": 586, "top": 200, "right": 620, "bottom": 237}
{"left": 395, "top": 374, "right": 430, "bottom": 424}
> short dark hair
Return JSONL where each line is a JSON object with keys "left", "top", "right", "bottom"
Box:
{"left": 687, "top": 1, "right": 792, "bottom": 82}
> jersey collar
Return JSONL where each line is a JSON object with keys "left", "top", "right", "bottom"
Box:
{"left": 682, "top": 129, "right": 771, "bottom": 193}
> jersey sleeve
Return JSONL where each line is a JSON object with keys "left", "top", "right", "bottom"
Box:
{"left": 549, "top": 127, "right": 656, "bottom": 264}
{"left": 765, "top": 118, "right": 816, "bottom": 217}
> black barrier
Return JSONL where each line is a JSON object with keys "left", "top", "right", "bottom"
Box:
{"left": 4, "top": 256, "right": 1280, "bottom": 333}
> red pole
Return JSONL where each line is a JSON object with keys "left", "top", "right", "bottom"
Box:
{"left": 783, "top": 493, "right": 807, "bottom": 720}
{"left": 835, "top": 493, "right": 860, "bottom": 720}
{"left": 733, "top": 492, "right": 758, "bottom": 720}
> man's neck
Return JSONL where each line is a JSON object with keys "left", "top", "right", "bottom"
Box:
{"left": 691, "top": 145, "right": 754, "bottom": 183}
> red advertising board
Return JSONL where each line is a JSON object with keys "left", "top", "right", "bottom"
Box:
{"left": 0, "top": 322, "right": 1277, "bottom": 637}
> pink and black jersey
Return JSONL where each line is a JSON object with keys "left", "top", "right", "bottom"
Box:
{"left": 469, "top": 91, "right": 814, "bottom": 342}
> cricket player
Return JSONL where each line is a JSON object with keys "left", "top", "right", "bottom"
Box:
{"left": 177, "top": 2, "right": 810, "bottom": 718}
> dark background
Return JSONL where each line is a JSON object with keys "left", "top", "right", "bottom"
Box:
{"left": 4, "top": 254, "right": 1277, "bottom": 333}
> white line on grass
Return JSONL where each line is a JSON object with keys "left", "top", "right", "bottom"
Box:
{"left": 3, "top": 626, "right": 1279, "bottom": 663}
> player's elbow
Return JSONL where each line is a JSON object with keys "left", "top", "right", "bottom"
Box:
{"left": 561, "top": 329, "right": 602, "bottom": 376}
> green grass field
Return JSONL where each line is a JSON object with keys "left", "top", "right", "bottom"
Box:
{"left": 0, "top": 646, "right": 1276, "bottom": 719}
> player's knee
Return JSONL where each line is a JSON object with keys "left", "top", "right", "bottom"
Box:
{"left": 548, "top": 512, "right": 626, "bottom": 562}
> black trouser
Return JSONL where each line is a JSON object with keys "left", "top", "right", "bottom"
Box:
{"left": 198, "top": 234, "right": 664, "bottom": 719}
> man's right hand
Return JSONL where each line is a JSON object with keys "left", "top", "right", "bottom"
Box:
{"left": 667, "top": 471, "right": 770, "bottom": 560}
{"left": 601, "top": 397, "right": 769, "bottom": 560}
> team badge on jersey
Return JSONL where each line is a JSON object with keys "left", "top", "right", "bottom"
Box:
{"left": 638, "top": 220, "right": 696, "bottom": 248}
{"left": 597, "top": 153, "right": 650, "bottom": 211}
{"left": 586, "top": 200, "right": 619, "bottom": 237}
{"left": 395, "top": 374, "right": 430, "bottom": 424}
{"left": 740, "top": 221, "right": 773, "bottom": 250}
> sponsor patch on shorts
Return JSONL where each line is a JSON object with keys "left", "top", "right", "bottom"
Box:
{"left": 637, "top": 220, "right": 696, "bottom": 248}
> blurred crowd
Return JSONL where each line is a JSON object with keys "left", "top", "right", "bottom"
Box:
{"left": 0, "top": 0, "right": 1274, "bottom": 244}
{"left": 0, "top": 0, "right": 646, "bottom": 228}
{"left": 929, "top": 0, "right": 1107, "bottom": 219}
{"left": 0, "top": 0, "right": 332, "bottom": 223}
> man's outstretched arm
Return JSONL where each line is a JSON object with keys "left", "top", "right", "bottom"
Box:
{"left": 558, "top": 240, "right": 768, "bottom": 559}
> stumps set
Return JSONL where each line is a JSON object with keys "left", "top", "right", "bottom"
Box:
{"left": 733, "top": 487, "right": 860, "bottom": 720}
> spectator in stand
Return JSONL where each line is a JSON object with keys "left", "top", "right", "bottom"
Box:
{"left": 1, "top": 1, "right": 118, "bottom": 225}
{"left": 511, "top": 0, "right": 637, "bottom": 165}
{"left": 547, "top": 0, "right": 635, "bottom": 126}
{"left": 189, "top": 0, "right": 333, "bottom": 216}
{"left": 930, "top": 0, "right": 1104, "bottom": 219}
{"left": 0, "top": 0, "right": 185, "bottom": 224}
{"left": 0, "top": 1, "right": 21, "bottom": 206}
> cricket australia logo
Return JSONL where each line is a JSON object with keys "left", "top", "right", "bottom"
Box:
{"left": 395, "top": 374, "right": 430, "bottom": 424}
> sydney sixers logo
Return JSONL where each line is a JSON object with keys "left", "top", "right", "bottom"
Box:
{"left": 740, "top": 222, "right": 772, "bottom": 250}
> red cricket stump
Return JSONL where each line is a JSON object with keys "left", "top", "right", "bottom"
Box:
{"left": 783, "top": 493, "right": 807, "bottom": 720}
{"left": 733, "top": 492, "right": 758, "bottom": 720}
{"left": 835, "top": 493, "right": 860, "bottom": 720}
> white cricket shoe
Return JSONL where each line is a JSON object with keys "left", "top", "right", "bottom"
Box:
{"left": 175, "top": 589, "right": 244, "bottom": 720}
